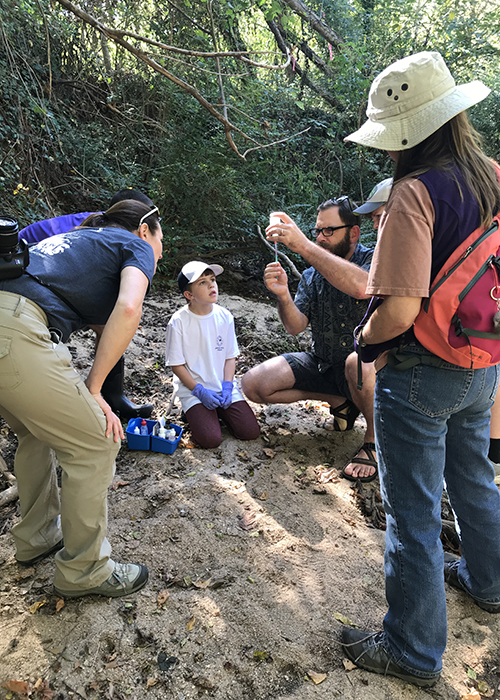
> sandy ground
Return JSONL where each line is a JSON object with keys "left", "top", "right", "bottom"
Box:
{"left": 0, "top": 286, "right": 499, "bottom": 700}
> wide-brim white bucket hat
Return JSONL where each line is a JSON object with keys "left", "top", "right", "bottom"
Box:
{"left": 345, "top": 51, "right": 490, "bottom": 151}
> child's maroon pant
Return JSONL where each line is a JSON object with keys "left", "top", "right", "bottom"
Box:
{"left": 185, "top": 400, "right": 260, "bottom": 448}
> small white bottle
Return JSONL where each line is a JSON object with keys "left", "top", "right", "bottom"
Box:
{"left": 133, "top": 425, "right": 140, "bottom": 435}
{"left": 166, "top": 428, "right": 176, "bottom": 442}
{"left": 158, "top": 426, "right": 167, "bottom": 439}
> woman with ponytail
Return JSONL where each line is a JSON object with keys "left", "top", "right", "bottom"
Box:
{"left": 0, "top": 199, "right": 162, "bottom": 598}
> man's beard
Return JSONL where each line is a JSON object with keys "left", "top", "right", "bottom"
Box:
{"left": 317, "top": 229, "right": 351, "bottom": 258}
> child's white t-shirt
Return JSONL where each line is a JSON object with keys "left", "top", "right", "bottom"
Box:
{"left": 165, "top": 303, "right": 243, "bottom": 411}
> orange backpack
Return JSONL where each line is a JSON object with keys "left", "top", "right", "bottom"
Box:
{"left": 413, "top": 213, "right": 500, "bottom": 368}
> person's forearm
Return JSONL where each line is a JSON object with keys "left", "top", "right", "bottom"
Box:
{"left": 276, "top": 291, "right": 309, "bottom": 335}
{"left": 86, "top": 267, "right": 149, "bottom": 395}
{"left": 172, "top": 364, "right": 197, "bottom": 392}
{"left": 362, "top": 296, "right": 423, "bottom": 344}
{"left": 224, "top": 358, "right": 236, "bottom": 382}
{"left": 85, "top": 301, "right": 142, "bottom": 394}
{"left": 267, "top": 215, "right": 370, "bottom": 299}
{"left": 296, "top": 239, "right": 370, "bottom": 299}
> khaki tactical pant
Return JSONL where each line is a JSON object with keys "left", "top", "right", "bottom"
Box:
{"left": 0, "top": 292, "right": 119, "bottom": 590}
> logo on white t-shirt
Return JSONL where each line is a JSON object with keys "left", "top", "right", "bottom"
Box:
{"left": 215, "top": 335, "right": 224, "bottom": 352}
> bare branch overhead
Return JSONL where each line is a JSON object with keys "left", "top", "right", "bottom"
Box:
{"left": 280, "top": 0, "right": 345, "bottom": 51}
{"left": 53, "top": 0, "right": 295, "bottom": 159}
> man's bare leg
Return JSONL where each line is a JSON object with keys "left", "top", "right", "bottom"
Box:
{"left": 342, "top": 352, "right": 377, "bottom": 480}
{"left": 241, "top": 355, "right": 346, "bottom": 407}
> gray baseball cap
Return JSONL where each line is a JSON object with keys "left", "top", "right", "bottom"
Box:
{"left": 354, "top": 177, "right": 393, "bottom": 214}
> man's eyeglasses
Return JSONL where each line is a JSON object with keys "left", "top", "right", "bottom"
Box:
{"left": 310, "top": 225, "right": 352, "bottom": 238}
{"left": 139, "top": 206, "right": 161, "bottom": 226}
{"left": 310, "top": 195, "right": 355, "bottom": 237}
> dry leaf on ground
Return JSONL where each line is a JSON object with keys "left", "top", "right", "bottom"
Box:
{"left": 238, "top": 511, "right": 257, "bottom": 530}
{"left": 315, "top": 467, "right": 339, "bottom": 484}
{"left": 157, "top": 590, "right": 170, "bottom": 607}
{"left": 343, "top": 659, "right": 357, "bottom": 671}
{"left": 112, "top": 480, "right": 130, "bottom": 490}
{"left": 333, "top": 612, "right": 359, "bottom": 627}
{"left": 1, "top": 680, "right": 30, "bottom": 694}
{"left": 34, "top": 679, "right": 54, "bottom": 700}
{"left": 307, "top": 670, "right": 327, "bottom": 685}
{"left": 193, "top": 578, "right": 211, "bottom": 589}
{"left": 29, "top": 600, "right": 45, "bottom": 614}
{"left": 461, "top": 691, "right": 481, "bottom": 700}
{"left": 186, "top": 616, "right": 196, "bottom": 631}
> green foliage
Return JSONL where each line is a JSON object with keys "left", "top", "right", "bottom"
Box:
{"left": 1, "top": 0, "right": 499, "bottom": 283}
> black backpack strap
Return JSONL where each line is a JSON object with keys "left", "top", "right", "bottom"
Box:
{"left": 459, "top": 327, "right": 500, "bottom": 340}
{"left": 386, "top": 347, "right": 447, "bottom": 371}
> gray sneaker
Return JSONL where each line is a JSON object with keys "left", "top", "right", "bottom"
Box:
{"left": 341, "top": 627, "right": 440, "bottom": 687}
{"left": 444, "top": 553, "right": 500, "bottom": 613}
{"left": 54, "top": 562, "right": 148, "bottom": 598}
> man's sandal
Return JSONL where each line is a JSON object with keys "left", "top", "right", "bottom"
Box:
{"left": 341, "top": 442, "right": 378, "bottom": 483}
{"left": 323, "top": 399, "right": 360, "bottom": 432}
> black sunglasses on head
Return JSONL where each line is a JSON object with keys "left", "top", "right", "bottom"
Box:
{"left": 333, "top": 195, "right": 354, "bottom": 211}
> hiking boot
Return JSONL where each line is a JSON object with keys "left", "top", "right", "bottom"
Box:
{"left": 54, "top": 562, "right": 148, "bottom": 598}
{"left": 341, "top": 628, "right": 440, "bottom": 688}
{"left": 444, "top": 554, "right": 500, "bottom": 613}
{"left": 16, "top": 540, "right": 64, "bottom": 567}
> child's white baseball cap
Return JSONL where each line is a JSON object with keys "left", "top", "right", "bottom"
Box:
{"left": 178, "top": 260, "right": 223, "bottom": 293}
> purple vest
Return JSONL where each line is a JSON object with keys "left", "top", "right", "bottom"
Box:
{"left": 417, "top": 168, "right": 480, "bottom": 283}
{"left": 359, "top": 167, "right": 483, "bottom": 360}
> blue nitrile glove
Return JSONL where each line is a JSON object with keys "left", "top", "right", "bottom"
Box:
{"left": 220, "top": 381, "right": 234, "bottom": 409}
{"left": 192, "top": 383, "right": 223, "bottom": 410}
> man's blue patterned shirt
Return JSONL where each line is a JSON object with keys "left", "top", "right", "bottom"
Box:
{"left": 294, "top": 243, "right": 374, "bottom": 372}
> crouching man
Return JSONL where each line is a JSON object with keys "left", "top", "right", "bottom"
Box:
{"left": 242, "top": 196, "right": 377, "bottom": 481}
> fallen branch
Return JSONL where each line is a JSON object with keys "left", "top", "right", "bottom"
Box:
{"left": 0, "top": 450, "right": 18, "bottom": 506}
{"left": 0, "top": 454, "right": 15, "bottom": 484}
{"left": 256, "top": 225, "right": 302, "bottom": 279}
{"left": 0, "top": 484, "right": 18, "bottom": 508}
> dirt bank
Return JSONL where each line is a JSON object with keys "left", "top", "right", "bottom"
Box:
{"left": 0, "top": 287, "right": 499, "bottom": 700}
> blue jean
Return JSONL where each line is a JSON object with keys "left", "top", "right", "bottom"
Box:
{"left": 375, "top": 343, "right": 500, "bottom": 678}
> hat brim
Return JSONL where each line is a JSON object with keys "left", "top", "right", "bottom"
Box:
{"left": 177, "top": 262, "right": 224, "bottom": 293}
{"left": 354, "top": 201, "right": 385, "bottom": 214}
{"left": 201, "top": 264, "right": 223, "bottom": 278}
{"left": 345, "top": 81, "right": 490, "bottom": 150}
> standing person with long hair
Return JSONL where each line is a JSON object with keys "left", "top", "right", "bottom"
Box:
{"left": 0, "top": 200, "right": 163, "bottom": 597}
{"left": 340, "top": 52, "right": 500, "bottom": 686}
